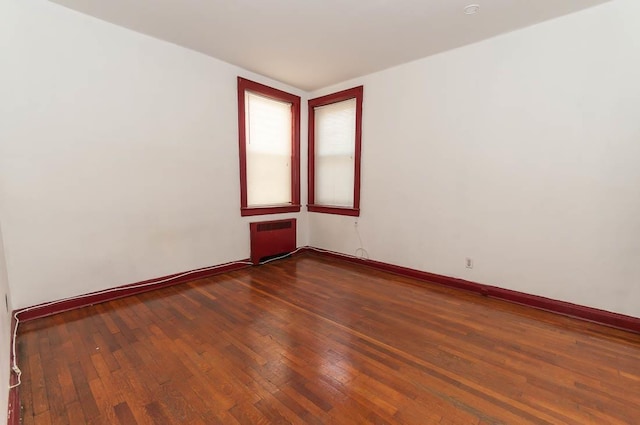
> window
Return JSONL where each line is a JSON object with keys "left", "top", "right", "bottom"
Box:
{"left": 237, "top": 77, "right": 301, "bottom": 216}
{"left": 308, "top": 86, "right": 363, "bottom": 216}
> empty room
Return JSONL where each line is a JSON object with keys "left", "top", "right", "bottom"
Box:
{"left": 2, "top": 0, "right": 640, "bottom": 424}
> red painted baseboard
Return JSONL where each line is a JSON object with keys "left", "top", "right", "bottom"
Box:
{"left": 309, "top": 248, "right": 640, "bottom": 334}
{"left": 16, "top": 260, "right": 251, "bottom": 322}
{"left": 8, "top": 314, "right": 20, "bottom": 425}
{"left": 13, "top": 248, "right": 640, "bottom": 332}
{"left": 7, "top": 385, "right": 19, "bottom": 425}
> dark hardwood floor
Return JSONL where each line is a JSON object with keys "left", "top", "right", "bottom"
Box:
{"left": 17, "top": 252, "right": 640, "bottom": 424}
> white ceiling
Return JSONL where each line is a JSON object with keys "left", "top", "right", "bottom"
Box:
{"left": 50, "top": 0, "right": 611, "bottom": 91}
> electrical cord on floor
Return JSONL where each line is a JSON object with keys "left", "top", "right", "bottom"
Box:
{"left": 8, "top": 258, "right": 254, "bottom": 390}
{"left": 260, "top": 246, "right": 370, "bottom": 263}
{"left": 257, "top": 246, "right": 306, "bottom": 264}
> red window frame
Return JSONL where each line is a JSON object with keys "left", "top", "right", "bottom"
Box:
{"left": 307, "top": 86, "right": 363, "bottom": 217}
{"left": 237, "top": 77, "right": 301, "bottom": 216}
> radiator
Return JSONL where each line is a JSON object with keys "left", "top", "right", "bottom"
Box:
{"left": 250, "top": 218, "right": 297, "bottom": 265}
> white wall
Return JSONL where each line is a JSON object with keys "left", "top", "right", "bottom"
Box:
{"left": 309, "top": 0, "right": 640, "bottom": 317}
{"left": 0, "top": 223, "right": 10, "bottom": 425}
{"left": 0, "top": 0, "right": 308, "bottom": 310}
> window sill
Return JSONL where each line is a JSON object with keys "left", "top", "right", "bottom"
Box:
{"left": 241, "top": 205, "right": 301, "bottom": 217}
{"left": 307, "top": 205, "right": 360, "bottom": 217}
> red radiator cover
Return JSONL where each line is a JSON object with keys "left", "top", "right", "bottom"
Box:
{"left": 250, "top": 219, "right": 296, "bottom": 264}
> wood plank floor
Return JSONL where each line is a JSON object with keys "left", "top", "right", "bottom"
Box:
{"left": 17, "top": 252, "right": 640, "bottom": 424}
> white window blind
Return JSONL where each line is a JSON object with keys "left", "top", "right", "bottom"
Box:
{"left": 314, "top": 98, "right": 356, "bottom": 207}
{"left": 245, "top": 92, "right": 292, "bottom": 207}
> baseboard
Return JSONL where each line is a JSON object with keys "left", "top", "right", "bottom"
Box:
{"left": 16, "top": 260, "right": 251, "bottom": 322}
{"left": 7, "top": 383, "right": 19, "bottom": 425}
{"left": 8, "top": 314, "right": 20, "bottom": 425}
{"left": 308, "top": 248, "right": 640, "bottom": 334}
{"left": 14, "top": 247, "right": 640, "bottom": 334}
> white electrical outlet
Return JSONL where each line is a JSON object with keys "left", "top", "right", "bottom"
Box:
{"left": 465, "top": 258, "right": 473, "bottom": 269}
